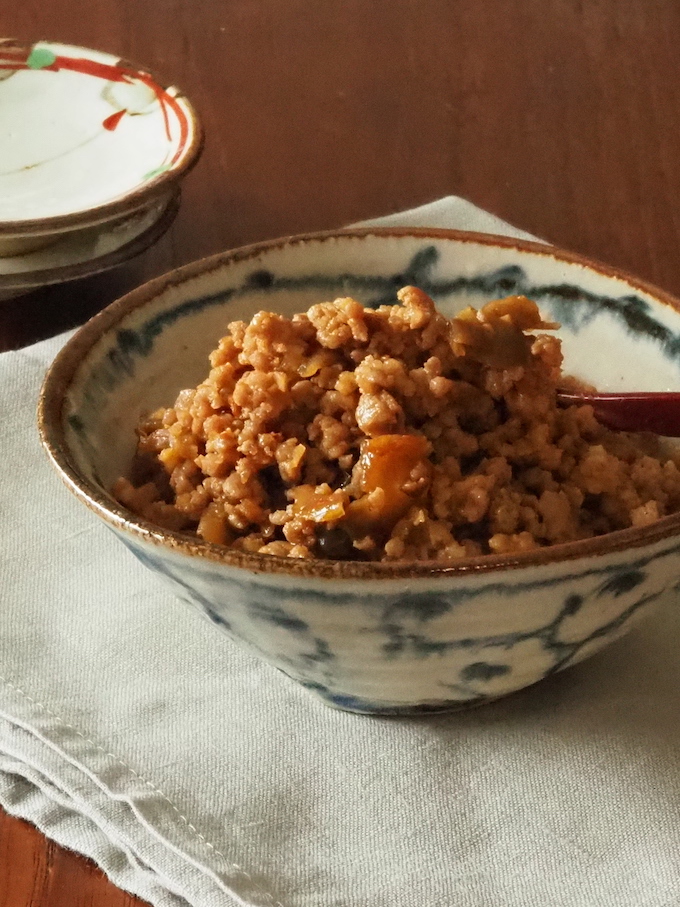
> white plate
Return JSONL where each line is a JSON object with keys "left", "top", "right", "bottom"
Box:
{"left": 0, "top": 40, "right": 200, "bottom": 233}
{"left": 0, "top": 191, "right": 179, "bottom": 299}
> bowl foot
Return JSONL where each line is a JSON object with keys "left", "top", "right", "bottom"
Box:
{"left": 302, "top": 683, "right": 500, "bottom": 717}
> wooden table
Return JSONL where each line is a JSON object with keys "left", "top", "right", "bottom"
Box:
{"left": 2, "top": 1, "right": 680, "bottom": 903}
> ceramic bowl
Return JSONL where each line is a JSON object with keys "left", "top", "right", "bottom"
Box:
{"left": 38, "top": 228, "right": 680, "bottom": 715}
{"left": 0, "top": 39, "right": 202, "bottom": 255}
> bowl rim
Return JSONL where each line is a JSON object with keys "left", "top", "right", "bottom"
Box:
{"left": 38, "top": 225, "right": 680, "bottom": 580}
{"left": 0, "top": 38, "right": 204, "bottom": 237}
{"left": 0, "top": 190, "right": 180, "bottom": 292}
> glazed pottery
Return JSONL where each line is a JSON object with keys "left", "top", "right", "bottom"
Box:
{"left": 0, "top": 191, "right": 179, "bottom": 300}
{"left": 0, "top": 39, "right": 201, "bottom": 254}
{"left": 39, "top": 228, "right": 680, "bottom": 713}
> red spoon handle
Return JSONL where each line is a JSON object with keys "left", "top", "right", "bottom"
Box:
{"left": 557, "top": 392, "right": 680, "bottom": 436}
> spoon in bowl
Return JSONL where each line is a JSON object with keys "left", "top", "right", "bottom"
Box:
{"left": 557, "top": 391, "right": 680, "bottom": 436}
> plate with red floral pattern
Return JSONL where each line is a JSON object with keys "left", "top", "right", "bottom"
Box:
{"left": 0, "top": 40, "right": 201, "bottom": 252}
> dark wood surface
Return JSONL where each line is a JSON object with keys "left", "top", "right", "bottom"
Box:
{"left": 2, "top": 1, "right": 680, "bottom": 902}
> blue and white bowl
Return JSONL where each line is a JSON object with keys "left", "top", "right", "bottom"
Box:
{"left": 38, "top": 228, "right": 680, "bottom": 714}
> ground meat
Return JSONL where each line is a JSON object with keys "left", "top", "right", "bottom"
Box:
{"left": 112, "top": 287, "right": 680, "bottom": 562}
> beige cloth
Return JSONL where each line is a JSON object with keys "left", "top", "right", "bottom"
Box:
{"left": 1, "top": 198, "right": 679, "bottom": 906}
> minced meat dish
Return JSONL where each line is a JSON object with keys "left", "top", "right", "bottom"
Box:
{"left": 112, "top": 287, "right": 680, "bottom": 561}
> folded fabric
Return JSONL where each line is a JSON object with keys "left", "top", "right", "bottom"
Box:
{"left": 1, "top": 197, "right": 679, "bottom": 907}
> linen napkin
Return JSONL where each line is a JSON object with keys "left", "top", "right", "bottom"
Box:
{"left": 1, "top": 197, "right": 680, "bottom": 907}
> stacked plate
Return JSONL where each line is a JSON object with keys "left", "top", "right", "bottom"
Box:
{"left": 0, "top": 39, "right": 203, "bottom": 299}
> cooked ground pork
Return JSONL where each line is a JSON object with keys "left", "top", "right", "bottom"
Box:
{"left": 112, "top": 288, "right": 680, "bottom": 561}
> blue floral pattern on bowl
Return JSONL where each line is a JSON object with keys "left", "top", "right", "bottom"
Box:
{"left": 113, "top": 529, "right": 680, "bottom": 714}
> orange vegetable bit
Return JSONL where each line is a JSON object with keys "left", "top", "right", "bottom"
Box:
{"left": 347, "top": 433, "right": 431, "bottom": 532}
{"left": 290, "top": 485, "right": 349, "bottom": 523}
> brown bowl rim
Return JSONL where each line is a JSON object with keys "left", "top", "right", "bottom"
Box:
{"left": 38, "top": 226, "right": 680, "bottom": 580}
{"left": 0, "top": 189, "right": 180, "bottom": 292}
{"left": 0, "top": 38, "right": 204, "bottom": 237}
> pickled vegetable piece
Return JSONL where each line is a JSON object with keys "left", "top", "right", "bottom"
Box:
{"left": 346, "top": 434, "right": 430, "bottom": 532}
{"left": 358, "top": 433, "right": 429, "bottom": 494}
{"left": 290, "top": 485, "right": 348, "bottom": 523}
{"left": 480, "top": 295, "right": 558, "bottom": 331}
{"left": 451, "top": 295, "right": 557, "bottom": 368}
